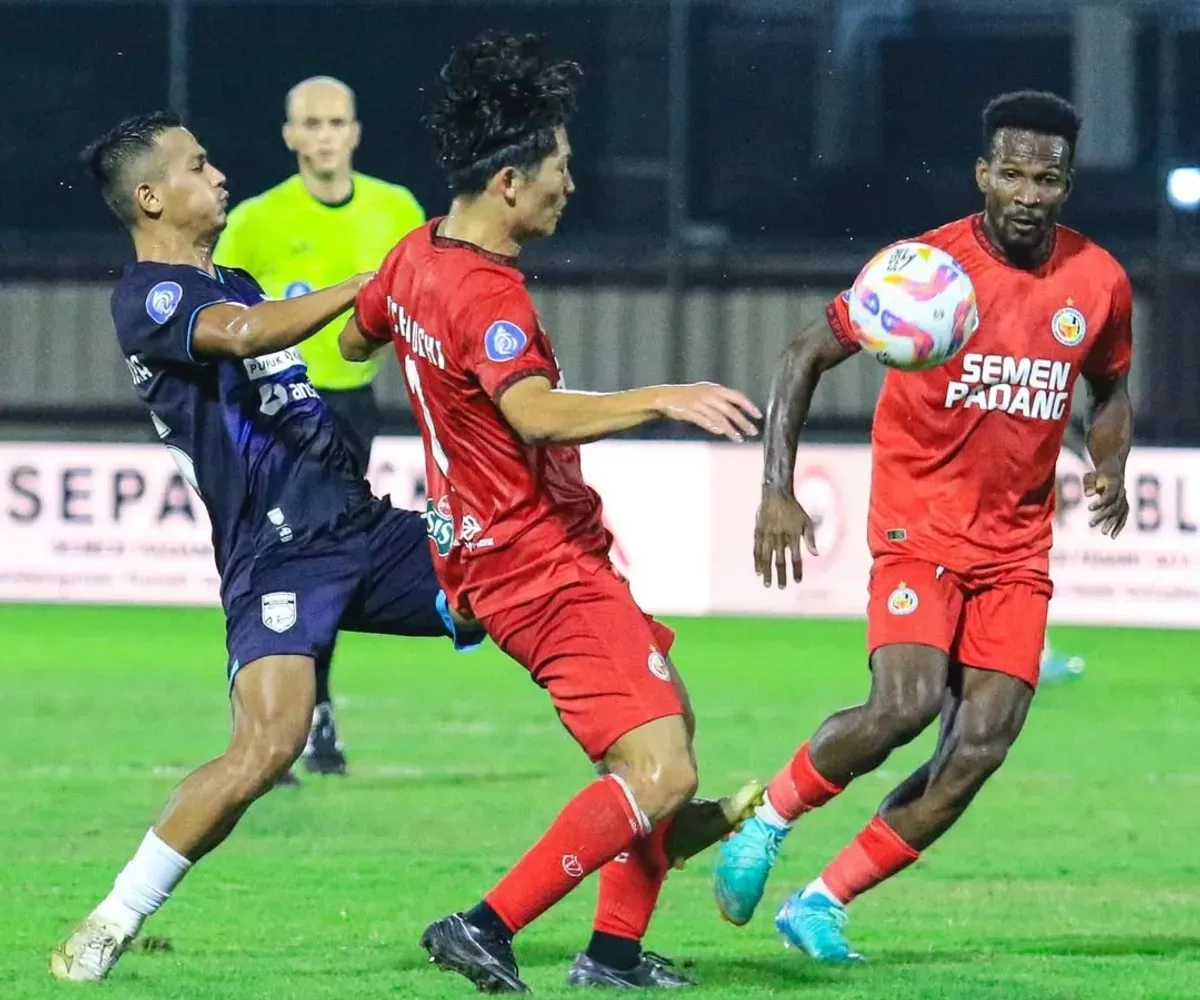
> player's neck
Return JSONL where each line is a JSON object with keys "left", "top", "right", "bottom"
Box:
{"left": 439, "top": 200, "right": 522, "bottom": 259}
{"left": 132, "top": 229, "right": 216, "bottom": 275}
{"left": 301, "top": 168, "right": 354, "bottom": 207}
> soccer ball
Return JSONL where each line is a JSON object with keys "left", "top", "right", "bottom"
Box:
{"left": 846, "top": 241, "right": 979, "bottom": 371}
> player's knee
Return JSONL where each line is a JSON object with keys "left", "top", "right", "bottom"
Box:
{"left": 636, "top": 755, "right": 698, "bottom": 822}
{"left": 945, "top": 738, "right": 1009, "bottom": 797}
{"left": 864, "top": 694, "right": 939, "bottom": 749}
{"left": 604, "top": 716, "right": 697, "bottom": 823}
{"left": 230, "top": 724, "right": 306, "bottom": 797}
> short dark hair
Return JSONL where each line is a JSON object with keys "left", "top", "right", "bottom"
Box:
{"left": 80, "top": 110, "right": 181, "bottom": 226}
{"left": 982, "top": 91, "right": 1081, "bottom": 161}
{"left": 424, "top": 31, "right": 582, "bottom": 195}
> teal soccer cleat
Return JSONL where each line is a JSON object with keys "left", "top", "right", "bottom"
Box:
{"left": 712, "top": 815, "right": 789, "bottom": 926}
{"left": 774, "top": 889, "right": 863, "bottom": 962}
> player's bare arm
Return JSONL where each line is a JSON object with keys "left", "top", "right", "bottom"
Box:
{"left": 191, "top": 273, "right": 373, "bottom": 359}
{"left": 496, "top": 373, "right": 760, "bottom": 446}
{"left": 337, "top": 314, "right": 388, "bottom": 363}
{"left": 1081, "top": 372, "right": 1133, "bottom": 537}
{"left": 755, "top": 315, "right": 856, "bottom": 588}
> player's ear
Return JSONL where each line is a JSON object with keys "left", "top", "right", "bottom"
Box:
{"left": 974, "top": 157, "right": 989, "bottom": 194}
{"left": 282, "top": 122, "right": 297, "bottom": 154}
{"left": 349, "top": 120, "right": 362, "bottom": 154}
{"left": 133, "top": 181, "right": 163, "bottom": 220}
{"left": 492, "top": 165, "right": 521, "bottom": 206}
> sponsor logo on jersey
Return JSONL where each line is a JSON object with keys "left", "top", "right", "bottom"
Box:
{"left": 125, "top": 354, "right": 152, "bottom": 386}
{"left": 943, "top": 352, "right": 1072, "bottom": 420}
{"left": 423, "top": 495, "right": 455, "bottom": 556}
{"left": 387, "top": 297, "right": 446, "bottom": 368}
{"left": 1050, "top": 305, "right": 1087, "bottom": 347}
{"left": 647, "top": 647, "right": 671, "bottom": 681}
{"left": 284, "top": 280, "right": 312, "bottom": 298}
{"left": 886, "top": 584, "right": 919, "bottom": 616}
{"left": 484, "top": 320, "right": 528, "bottom": 363}
{"left": 243, "top": 347, "right": 306, "bottom": 380}
{"left": 261, "top": 591, "right": 297, "bottom": 633}
{"left": 145, "top": 281, "right": 183, "bottom": 324}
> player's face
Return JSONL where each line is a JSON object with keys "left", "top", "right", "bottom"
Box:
{"left": 513, "top": 127, "right": 574, "bottom": 240}
{"left": 140, "top": 128, "right": 229, "bottom": 237}
{"left": 284, "top": 83, "right": 360, "bottom": 179}
{"left": 976, "top": 129, "right": 1072, "bottom": 253}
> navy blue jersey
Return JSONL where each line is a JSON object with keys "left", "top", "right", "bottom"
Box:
{"left": 111, "top": 262, "right": 374, "bottom": 584}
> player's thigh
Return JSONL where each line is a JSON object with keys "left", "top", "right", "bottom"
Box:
{"left": 481, "top": 575, "right": 685, "bottom": 762}
{"left": 229, "top": 653, "right": 316, "bottom": 764}
{"left": 867, "top": 556, "right": 963, "bottom": 713}
{"left": 340, "top": 506, "right": 450, "bottom": 640}
{"left": 224, "top": 545, "right": 360, "bottom": 689}
{"left": 956, "top": 577, "right": 1051, "bottom": 689}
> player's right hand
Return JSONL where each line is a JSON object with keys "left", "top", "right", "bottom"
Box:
{"left": 350, "top": 271, "right": 376, "bottom": 291}
{"left": 656, "top": 382, "right": 761, "bottom": 442}
{"left": 754, "top": 489, "right": 818, "bottom": 588}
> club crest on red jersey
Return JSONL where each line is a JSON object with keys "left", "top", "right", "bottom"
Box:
{"left": 647, "top": 647, "right": 671, "bottom": 681}
{"left": 1050, "top": 305, "right": 1087, "bottom": 347}
{"left": 887, "top": 583, "right": 919, "bottom": 616}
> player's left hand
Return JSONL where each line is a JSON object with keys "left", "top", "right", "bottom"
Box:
{"left": 1083, "top": 467, "right": 1128, "bottom": 538}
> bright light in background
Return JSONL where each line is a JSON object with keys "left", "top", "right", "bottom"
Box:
{"left": 1166, "top": 167, "right": 1200, "bottom": 211}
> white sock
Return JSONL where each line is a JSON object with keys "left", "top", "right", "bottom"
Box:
{"left": 754, "top": 791, "right": 793, "bottom": 831}
{"left": 94, "top": 829, "right": 192, "bottom": 938}
{"left": 801, "top": 876, "right": 843, "bottom": 906}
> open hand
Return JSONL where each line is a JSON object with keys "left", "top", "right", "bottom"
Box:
{"left": 1082, "top": 467, "right": 1129, "bottom": 538}
{"left": 656, "top": 382, "right": 761, "bottom": 442}
{"left": 754, "top": 490, "right": 818, "bottom": 588}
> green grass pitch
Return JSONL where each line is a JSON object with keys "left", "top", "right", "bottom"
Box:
{"left": 2, "top": 605, "right": 1198, "bottom": 998}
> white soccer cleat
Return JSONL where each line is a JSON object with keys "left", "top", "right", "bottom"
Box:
{"left": 50, "top": 914, "right": 133, "bottom": 981}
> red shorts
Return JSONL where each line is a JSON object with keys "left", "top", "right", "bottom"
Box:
{"left": 480, "top": 567, "right": 684, "bottom": 761}
{"left": 866, "top": 555, "right": 1053, "bottom": 688}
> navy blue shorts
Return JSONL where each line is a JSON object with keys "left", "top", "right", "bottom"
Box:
{"left": 224, "top": 504, "right": 479, "bottom": 686}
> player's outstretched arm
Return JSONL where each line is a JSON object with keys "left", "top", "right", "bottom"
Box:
{"left": 755, "top": 315, "right": 856, "bottom": 588}
{"left": 497, "top": 375, "right": 760, "bottom": 446}
{"left": 191, "top": 273, "right": 373, "bottom": 360}
{"left": 1082, "top": 372, "right": 1133, "bottom": 537}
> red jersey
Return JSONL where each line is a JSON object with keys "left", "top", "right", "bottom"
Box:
{"left": 826, "top": 214, "right": 1133, "bottom": 572}
{"left": 354, "top": 221, "right": 612, "bottom": 617}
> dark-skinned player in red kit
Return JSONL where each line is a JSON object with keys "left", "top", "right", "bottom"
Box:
{"left": 338, "top": 31, "right": 765, "bottom": 992}
{"left": 713, "top": 91, "right": 1134, "bottom": 961}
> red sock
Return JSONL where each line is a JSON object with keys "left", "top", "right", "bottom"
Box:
{"left": 820, "top": 815, "right": 920, "bottom": 904}
{"left": 593, "top": 818, "right": 672, "bottom": 941}
{"left": 485, "top": 776, "right": 646, "bottom": 933}
{"left": 764, "top": 742, "right": 843, "bottom": 822}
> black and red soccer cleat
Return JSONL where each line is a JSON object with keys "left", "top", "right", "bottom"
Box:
{"left": 420, "top": 913, "right": 529, "bottom": 993}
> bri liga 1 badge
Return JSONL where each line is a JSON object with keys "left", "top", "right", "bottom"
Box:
{"left": 887, "top": 583, "right": 919, "bottom": 616}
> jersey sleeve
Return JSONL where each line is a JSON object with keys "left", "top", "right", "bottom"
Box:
{"left": 1082, "top": 269, "right": 1134, "bottom": 382}
{"left": 114, "top": 269, "right": 241, "bottom": 365}
{"left": 824, "top": 290, "right": 863, "bottom": 354}
{"left": 457, "top": 278, "right": 557, "bottom": 401}
{"left": 211, "top": 200, "right": 255, "bottom": 274}
{"left": 353, "top": 269, "right": 393, "bottom": 344}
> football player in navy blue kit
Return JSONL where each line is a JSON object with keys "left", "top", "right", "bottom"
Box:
{"left": 52, "top": 111, "right": 481, "bottom": 982}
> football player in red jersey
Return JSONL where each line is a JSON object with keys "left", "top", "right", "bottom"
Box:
{"left": 338, "top": 32, "right": 763, "bottom": 992}
{"left": 713, "top": 91, "right": 1133, "bottom": 959}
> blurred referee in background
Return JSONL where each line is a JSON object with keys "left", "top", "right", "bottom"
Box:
{"left": 215, "top": 76, "right": 426, "bottom": 780}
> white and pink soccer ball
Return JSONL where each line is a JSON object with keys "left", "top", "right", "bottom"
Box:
{"left": 846, "top": 241, "right": 980, "bottom": 372}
